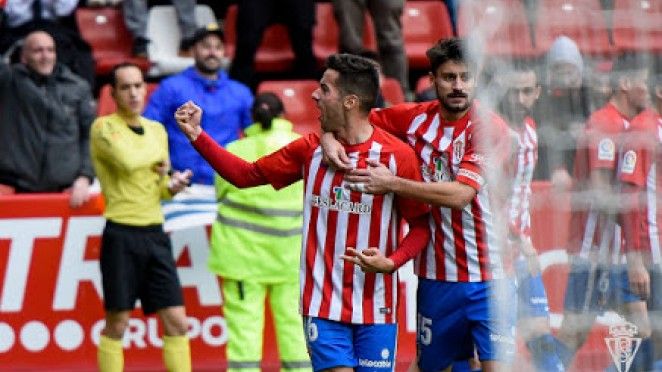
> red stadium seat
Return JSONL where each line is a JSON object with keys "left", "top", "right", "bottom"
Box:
{"left": 97, "top": 83, "right": 159, "bottom": 116}
{"left": 534, "top": 0, "right": 614, "bottom": 56}
{"left": 381, "top": 77, "right": 406, "bottom": 105}
{"left": 75, "top": 7, "right": 151, "bottom": 75}
{"left": 257, "top": 80, "right": 320, "bottom": 135}
{"left": 223, "top": 5, "right": 295, "bottom": 73}
{"left": 402, "top": 1, "right": 454, "bottom": 69}
{"left": 313, "top": 3, "right": 378, "bottom": 67}
{"left": 613, "top": 0, "right": 662, "bottom": 52}
{"left": 457, "top": 0, "right": 538, "bottom": 57}
{"left": 415, "top": 75, "right": 432, "bottom": 96}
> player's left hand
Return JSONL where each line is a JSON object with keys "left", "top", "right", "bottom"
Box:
{"left": 628, "top": 262, "right": 650, "bottom": 300}
{"left": 67, "top": 176, "right": 91, "bottom": 208}
{"left": 168, "top": 169, "right": 193, "bottom": 195}
{"left": 341, "top": 247, "right": 395, "bottom": 273}
{"left": 344, "top": 159, "right": 394, "bottom": 194}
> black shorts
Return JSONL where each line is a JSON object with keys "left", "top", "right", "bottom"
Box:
{"left": 100, "top": 220, "right": 184, "bottom": 315}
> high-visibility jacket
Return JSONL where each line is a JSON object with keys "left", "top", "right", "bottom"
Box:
{"left": 208, "top": 118, "right": 303, "bottom": 283}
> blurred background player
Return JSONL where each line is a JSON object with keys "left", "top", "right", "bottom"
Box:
{"left": 208, "top": 92, "right": 311, "bottom": 372}
{"left": 90, "top": 62, "right": 193, "bottom": 372}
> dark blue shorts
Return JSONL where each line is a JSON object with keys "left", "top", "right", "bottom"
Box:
{"left": 415, "top": 279, "right": 517, "bottom": 372}
{"left": 516, "top": 258, "right": 550, "bottom": 318}
{"left": 563, "top": 260, "right": 636, "bottom": 313}
{"left": 303, "top": 317, "right": 397, "bottom": 372}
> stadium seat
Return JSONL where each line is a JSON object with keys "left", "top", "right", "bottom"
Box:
{"left": 402, "top": 1, "right": 454, "bottom": 69}
{"left": 75, "top": 7, "right": 151, "bottom": 75}
{"left": 223, "top": 5, "right": 295, "bottom": 73}
{"left": 257, "top": 80, "right": 320, "bottom": 135}
{"left": 146, "top": 4, "right": 217, "bottom": 77}
{"left": 613, "top": 0, "right": 662, "bottom": 52}
{"left": 457, "top": 0, "right": 538, "bottom": 57}
{"left": 534, "top": 0, "right": 614, "bottom": 56}
{"left": 381, "top": 77, "right": 406, "bottom": 105}
{"left": 312, "top": 3, "right": 377, "bottom": 67}
{"left": 97, "top": 83, "right": 159, "bottom": 116}
{"left": 415, "top": 75, "right": 432, "bottom": 95}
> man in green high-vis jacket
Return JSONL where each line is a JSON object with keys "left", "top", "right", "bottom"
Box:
{"left": 209, "top": 92, "right": 311, "bottom": 372}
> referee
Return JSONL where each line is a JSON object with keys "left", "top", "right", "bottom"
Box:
{"left": 90, "top": 62, "right": 193, "bottom": 372}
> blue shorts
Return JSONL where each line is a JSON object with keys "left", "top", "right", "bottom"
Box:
{"left": 516, "top": 259, "right": 550, "bottom": 318}
{"left": 303, "top": 317, "right": 397, "bottom": 372}
{"left": 563, "top": 260, "right": 638, "bottom": 312}
{"left": 416, "top": 279, "right": 517, "bottom": 372}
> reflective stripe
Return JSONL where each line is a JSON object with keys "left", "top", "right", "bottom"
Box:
{"left": 217, "top": 213, "right": 302, "bottom": 237}
{"left": 227, "top": 361, "right": 261, "bottom": 369}
{"left": 219, "top": 197, "right": 303, "bottom": 217}
{"left": 281, "top": 360, "right": 312, "bottom": 369}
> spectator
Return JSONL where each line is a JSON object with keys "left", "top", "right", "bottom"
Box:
{"left": 90, "top": 62, "right": 193, "bottom": 372}
{"left": 122, "top": 0, "right": 197, "bottom": 57}
{"left": 534, "top": 36, "right": 591, "bottom": 188}
{"left": 228, "top": 0, "right": 317, "bottom": 89}
{"left": 209, "top": 92, "right": 311, "bottom": 372}
{"left": 0, "top": 30, "right": 94, "bottom": 207}
{"left": 332, "top": 0, "right": 409, "bottom": 96}
{"left": 144, "top": 23, "right": 253, "bottom": 186}
{"left": 0, "top": 0, "right": 96, "bottom": 87}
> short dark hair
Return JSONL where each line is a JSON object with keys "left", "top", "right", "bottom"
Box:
{"left": 611, "top": 52, "right": 650, "bottom": 88}
{"left": 325, "top": 53, "right": 380, "bottom": 114}
{"left": 109, "top": 62, "right": 144, "bottom": 88}
{"left": 426, "top": 37, "right": 476, "bottom": 75}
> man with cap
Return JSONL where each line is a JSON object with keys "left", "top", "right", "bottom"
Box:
{"left": 144, "top": 23, "right": 254, "bottom": 187}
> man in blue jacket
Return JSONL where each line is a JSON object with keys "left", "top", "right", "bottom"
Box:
{"left": 144, "top": 23, "right": 254, "bottom": 186}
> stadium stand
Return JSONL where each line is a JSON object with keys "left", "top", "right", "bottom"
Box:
{"left": 612, "top": 0, "right": 662, "bottom": 52}
{"left": 146, "top": 4, "right": 217, "bottom": 77}
{"left": 223, "top": 5, "right": 296, "bottom": 73}
{"left": 402, "top": 1, "right": 454, "bottom": 69}
{"left": 75, "top": 7, "right": 151, "bottom": 75}
{"left": 381, "top": 77, "right": 406, "bottom": 105}
{"left": 257, "top": 80, "right": 319, "bottom": 135}
{"left": 534, "top": 0, "right": 614, "bottom": 56}
{"left": 457, "top": 0, "right": 538, "bottom": 57}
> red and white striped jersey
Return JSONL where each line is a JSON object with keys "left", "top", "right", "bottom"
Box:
{"left": 507, "top": 117, "right": 538, "bottom": 239}
{"left": 619, "top": 109, "right": 662, "bottom": 264}
{"left": 370, "top": 101, "right": 512, "bottom": 282}
{"left": 255, "top": 128, "right": 428, "bottom": 324}
{"left": 567, "top": 103, "right": 629, "bottom": 262}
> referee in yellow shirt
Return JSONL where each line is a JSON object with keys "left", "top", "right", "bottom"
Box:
{"left": 90, "top": 62, "right": 193, "bottom": 372}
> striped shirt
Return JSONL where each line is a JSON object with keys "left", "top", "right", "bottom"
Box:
{"left": 507, "top": 117, "right": 538, "bottom": 239}
{"left": 619, "top": 109, "right": 662, "bottom": 264}
{"left": 369, "top": 101, "right": 512, "bottom": 282}
{"left": 567, "top": 103, "right": 629, "bottom": 262}
{"left": 255, "top": 127, "right": 428, "bottom": 324}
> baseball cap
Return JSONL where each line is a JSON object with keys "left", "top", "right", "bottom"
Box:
{"left": 188, "top": 22, "right": 225, "bottom": 46}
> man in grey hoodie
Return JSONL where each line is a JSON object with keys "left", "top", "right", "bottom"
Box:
{"left": 0, "top": 30, "right": 95, "bottom": 207}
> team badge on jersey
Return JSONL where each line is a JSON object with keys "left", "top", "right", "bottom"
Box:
{"left": 598, "top": 138, "right": 616, "bottom": 161}
{"left": 453, "top": 140, "right": 465, "bottom": 163}
{"left": 621, "top": 150, "right": 637, "bottom": 174}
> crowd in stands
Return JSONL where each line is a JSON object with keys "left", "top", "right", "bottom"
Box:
{"left": 1, "top": 0, "right": 662, "bottom": 371}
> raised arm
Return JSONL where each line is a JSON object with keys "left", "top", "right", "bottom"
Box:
{"left": 175, "top": 101, "right": 268, "bottom": 188}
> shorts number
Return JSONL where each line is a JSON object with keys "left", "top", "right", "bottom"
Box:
{"left": 417, "top": 314, "right": 432, "bottom": 345}
{"left": 307, "top": 320, "right": 318, "bottom": 342}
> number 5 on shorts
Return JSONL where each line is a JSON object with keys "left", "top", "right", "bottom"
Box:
{"left": 417, "top": 314, "right": 432, "bottom": 345}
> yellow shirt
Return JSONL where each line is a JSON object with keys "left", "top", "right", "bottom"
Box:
{"left": 90, "top": 113, "right": 172, "bottom": 226}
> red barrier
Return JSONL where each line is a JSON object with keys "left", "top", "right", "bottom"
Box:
{"left": 0, "top": 184, "right": 615, "bottom": 371}
{"left": 0, "top": 193, "right": 417, "bottom": 371}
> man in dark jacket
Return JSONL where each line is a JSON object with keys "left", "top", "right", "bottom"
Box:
{"left": 0, "top": 30, "right": 95, "bottom": 208}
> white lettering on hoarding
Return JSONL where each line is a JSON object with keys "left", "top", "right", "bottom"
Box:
{"left": 0, "top": 218, "right": 61, "bottom": 312}
{"left": 54, "top": 216, "right": 105, "bottom": 310}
